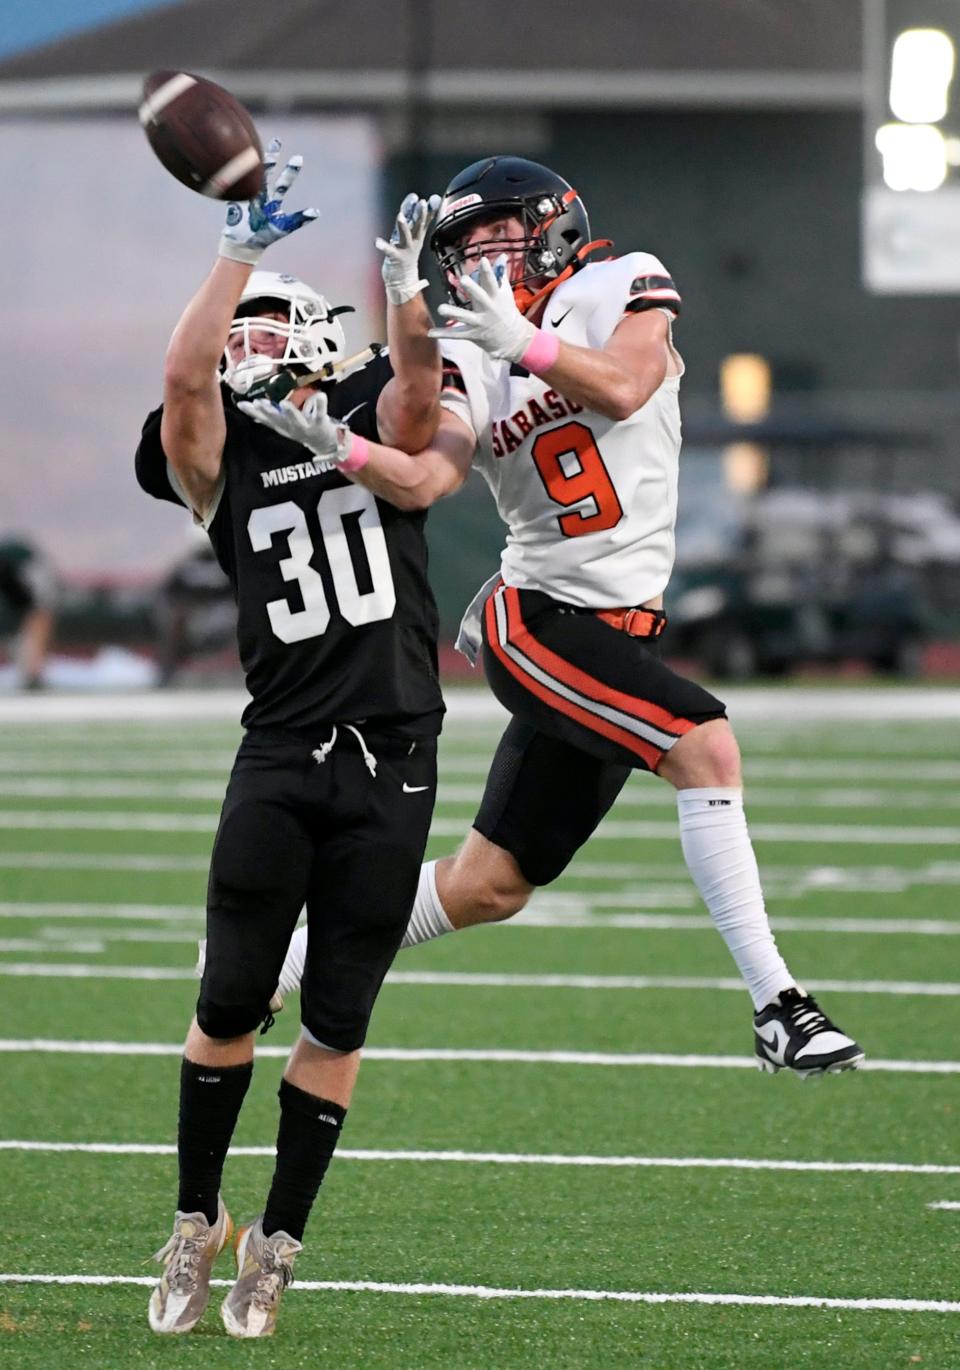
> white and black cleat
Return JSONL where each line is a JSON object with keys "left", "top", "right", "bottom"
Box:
{"left": 754, "top": 986, "right": 865, "bottom": 1079}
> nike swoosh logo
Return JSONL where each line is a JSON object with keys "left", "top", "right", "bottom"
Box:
{"left": 402, "top": 782, "right": 430, "bottom": 794}
{"left": 756, "top": 1023, "right": 787, "bottom": 1056}
{"left": 341, "top": 401, "right": 367, "bottom": 423}
{"left": 550, "top": 307, "right": 573, "bottom": 328}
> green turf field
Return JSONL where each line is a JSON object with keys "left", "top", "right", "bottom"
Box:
{"left": 0, "top": 687, "right": 958, "bottom": 1369}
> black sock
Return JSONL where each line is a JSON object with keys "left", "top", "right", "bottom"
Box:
{"left": 177, "top": 1058, "right": 253, "bottom": 1224}
{"left": 262, "top": 1080, "right": 347, "bottom": 1242}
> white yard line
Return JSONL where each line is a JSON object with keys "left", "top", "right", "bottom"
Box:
{"left": 1, "top": 960, "right": 959, "bottom": 997}
{"left": 516, "top": 911, "right": 960, "bottom": 934}
{"left": 0, "top": 902, "right": 203, "bottom": 921}
{"left": 3, "top": 1138, "right": 958, "bottom": 1176}
{"left": 2, "top": 685, "right": 960, "bottom": 722}
{"left": 0, "top": 691, "right": 249, "bottom": 723}
{"left": 928, "top": 1201, "right": 960, "bottom": 1210}
{"left": 20, "top": 928, "right": 199, "bottom": 946}
{"left": 0, "top": 940, "right": 104, "bottom": 955}
{"left": 4, "top": 777, "right": 960, "bottom": 809}
{"left": 0, "top": 754, "right": 234, "bottom": 773}
{"left": 1, "top": 901, "right": 958, "bottom": 936}
{"left": 0, "top": 1271, "right": 956, "bottom": 1313}
{"left": 0, "top": 1038, "right": 955, "bottom": 1073}
{"left": 3, "top": 753, "right": 959, "bottom": 783}
{"left": 745, "top": 759, "right": 960, "bottom": 781}
{"left": 3, "top": 809, "right": 960, "bottom": 844}
{"left": 0, "top": 853, "right": 209, "bottom": 872}
{"left": 442, "top": 819, "right": 960, "bottom": 844}
{"left": 2, "top": 854, "right": 958, "bottom": 900}
{"left": 0, "top": 779, "right": 226, "bottom": 800}
{"left": 385, "top": 971, "right": 960, "bottom": 996}
{"left": 0, "top": 811, "right": 214, "bottom": 831}
{"left": 554, "top": 860, "right": 960, "bottom": 895}
{"left": 0, "top": 964, "right": 193, "bottom": 980}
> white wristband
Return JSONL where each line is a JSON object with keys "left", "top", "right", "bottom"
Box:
{"left": 218, "top": 238, "right": 265, "bottom": 265}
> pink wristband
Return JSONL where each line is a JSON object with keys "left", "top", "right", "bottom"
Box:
{"left": 338, "top": 433, "right": 369, "bottom": 473}
{"left": 520, "top": 329, "right": 560, "bottom": 374}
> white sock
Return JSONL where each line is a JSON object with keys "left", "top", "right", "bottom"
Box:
{"left": 676, "top": 787, "right": 794, "bottom": 1010}
{"left": 401, "top": 860, "right": 454, "bottom": 949}
{"left": 277, "top": 922, "right": 307, "bottom": 996}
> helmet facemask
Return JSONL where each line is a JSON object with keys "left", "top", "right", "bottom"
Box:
{"left": 430, "top": 166, "right": 591, "bottom": 315}
{"left": 221, "top": 271, "right": 351, "bottom": 395}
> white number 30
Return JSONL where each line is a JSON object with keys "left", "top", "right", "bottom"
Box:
{"left": 247, "top": 487, "right": 396, "bottom": 644}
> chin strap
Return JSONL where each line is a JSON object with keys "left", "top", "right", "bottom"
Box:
{"left": 514, "top": 239, "right": 614, "bottom": 318}
{"left": 237, "top": 342, "right": 385, "bottom": 404}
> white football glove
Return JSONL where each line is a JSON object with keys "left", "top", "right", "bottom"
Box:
{"left": 219, "top": 137, "right": 319, "bottom": 265}
{"left": 429, "top": 255, "right": 536, "bottom": 362}
{"left": 376, "top": 192, "right": 442, "bottom": 306}
{"left": 236, "top": 392, "right": 351, "bottom": 464}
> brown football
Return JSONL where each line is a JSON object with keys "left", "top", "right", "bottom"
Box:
{"left": 139, "top": 70, "right": 263, "bottom": 201}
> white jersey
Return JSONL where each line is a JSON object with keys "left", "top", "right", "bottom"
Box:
{"left": 439, "top": 252, "right": 683, "bottom": 610}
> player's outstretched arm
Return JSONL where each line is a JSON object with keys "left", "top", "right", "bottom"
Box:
{"left": 162, "top": 139, "right": 318, "bottom": 517}
{"left": 238, "top": 395, "right": 475, "bottom": 511}
{"left": 162, "top": 256, "right": 252, "bottom": 516}
{"left": 430, "top": 256, "right": 670, "bottom": 422}
{"left": 375, "top": 193, "right": 444, "bottom": 453}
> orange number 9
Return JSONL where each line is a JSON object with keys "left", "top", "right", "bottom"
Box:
{"left": 530, "top": 421, "right": 624, "bottom": 537}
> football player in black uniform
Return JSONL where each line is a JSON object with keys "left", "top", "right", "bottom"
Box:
{"left": 139, "top": 139, "right": 446, "bottom": 1338}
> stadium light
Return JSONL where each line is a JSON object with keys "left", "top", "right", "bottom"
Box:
{"left": 720, "top": 354, "right": 770, "bottom": 495}
{"left": 875, "top": 122, "right": 948, "bottom": 191}
{"left": 889, "top": 28, "right": 954, "bottom": 123}
{"left": 720, "top": 354, "right": 771, "bottom": 424}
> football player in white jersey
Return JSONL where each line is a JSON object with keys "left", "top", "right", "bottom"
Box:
{"left": 244, "top": 156, "right": 863, "bottom": 1079}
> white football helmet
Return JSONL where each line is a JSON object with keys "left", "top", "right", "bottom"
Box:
{"left": 221, "top": 270, "right": 351, "bottom": 394}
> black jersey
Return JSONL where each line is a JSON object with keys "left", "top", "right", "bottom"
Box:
{"left": 135, "top": 353, "right": 444, "bottom": 737}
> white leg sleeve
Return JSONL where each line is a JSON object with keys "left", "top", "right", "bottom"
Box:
{"left": 276, "top": 922, "right": 308, "bottom": 996}
{"left": 676, "top": 787, "right": 794, "bottom": 1010}
{"left": 400, "top": 860, "right": 454, "bottom": 949}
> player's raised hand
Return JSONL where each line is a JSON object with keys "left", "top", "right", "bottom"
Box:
{"left": 219, "top": 137, "right": 319, "bottom": 265}
{"left": 376, "top": 192, "right": 442, "bottom": 306}
{"left": 237, "top": 393, "right": 352, "bottom": 465}
{"left": 429, "top": 255, "right": 536, "bottom": 362}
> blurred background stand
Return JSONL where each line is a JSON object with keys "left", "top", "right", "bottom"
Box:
{"left": 2, "top": 0, "right": 959, "bottom": 684}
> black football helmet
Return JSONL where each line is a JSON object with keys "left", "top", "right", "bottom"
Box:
{"left": 429, "top": 156, "right": 593, "bottom": 313}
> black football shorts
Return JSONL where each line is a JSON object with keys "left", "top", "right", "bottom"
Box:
{"left": 198, "top": 725, "right": 437, "bottom": 1051}
{"left": 482, "top": 584, "right": 726, "bottom": 772}
{"left": 474, "top": 584, "right": 726, "bottom": 885}
{"left": 472, "top": 717, "right": 632, "bottom": 886}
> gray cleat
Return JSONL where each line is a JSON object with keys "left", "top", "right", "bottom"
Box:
{"left": 221, "top": 1214, "right": 302, "bottom": 1338}
{"left": 148, "top": 1196, "right": 233, "bottom": 1334}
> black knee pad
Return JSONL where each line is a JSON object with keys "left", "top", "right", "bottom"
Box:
{"left": 195, "top": 994, "right": 267, "bottom": 1040}
{"left": 300, "top": 977, "right": 382, "bottom": 1055}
